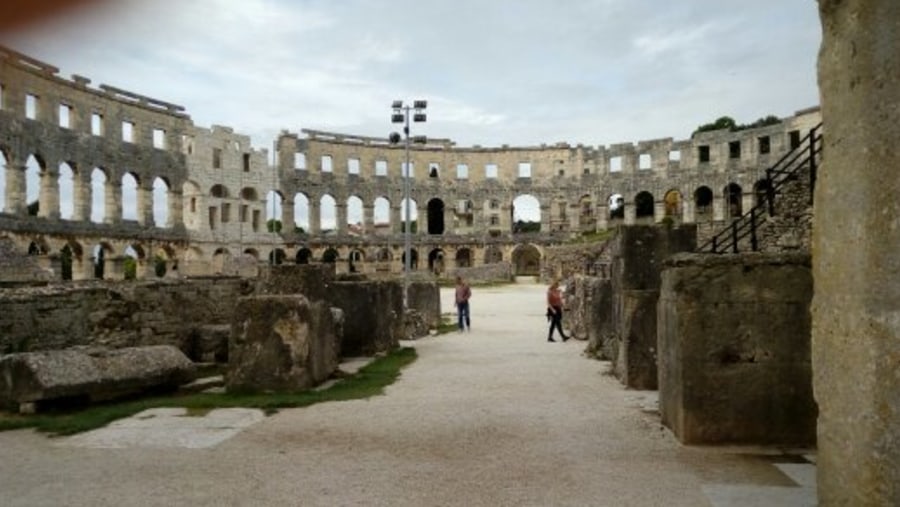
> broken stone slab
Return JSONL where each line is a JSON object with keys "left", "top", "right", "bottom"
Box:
{"left": 0, "top": 345, "right": 196, "bottom": 413}
{"left": 226, "top": 295, "right": 339, "bottom": 393}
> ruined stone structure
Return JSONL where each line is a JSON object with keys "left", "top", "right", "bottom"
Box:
{"left": 0, "top": 45, "right": 820, "bottom": 279}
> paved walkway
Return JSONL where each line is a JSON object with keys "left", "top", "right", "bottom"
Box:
{"left": 0, "top": 283, "right": 815, "bottom": 506}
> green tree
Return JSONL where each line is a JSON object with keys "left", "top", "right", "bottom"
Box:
{"left": 267, "top": 219, "right": 282, "bottom": 232}
{"left": 123, "top": 257, "right": 137, "bottom": 280}
{"left": 153, "top": 256, "right": 167, "bottom": 277}
{"left": 694, "top": 116, "right": 737, "bottom": 135}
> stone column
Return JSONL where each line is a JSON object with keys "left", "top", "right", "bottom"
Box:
{"left": 623, "top": 203, "right": 635, "bottom": 225}
{"left": 391, "top": 202, "right": 402, "bottom": 234}
{"left": 105, "top": 178, "right": 121, "bottom": 224}
{"left": 136, "top": 183, "right": 152, "bottom": 225}
{"left": 363, "top": 204, "right": 374, "bottom": 235}
{"left": 713, "top": 196, "right": 725, "bottom": 221}
{"left": 813, "top": 1, "right": 900, "bottom": 504}
{"left": 596, "top": 205, "right": 609, "bottom": 230}
{"left": 308, "top": 200, "right": 321, "bottom": 234}
{"left": 540, "top": 203, "right": 551, "bottom": 233}
{"left": 281, "top": 199, "right": 296, "bottom": 233}
{"left": 38, "top": 169, "right": 60, "bottom": 219}
{"left": 168, "top": 190, "right": 183, "bottom": 228}
{"left": 4, "top": 163, "right": 26, "bottom": 214}
{"left": 335, "top": 202, "right": 347, "bottom": 234}
{"left": 72, "top": 171, "right": 90, "bottom": 222}
{"left": 682, "top": 200, "right": 695, "bottom": 224}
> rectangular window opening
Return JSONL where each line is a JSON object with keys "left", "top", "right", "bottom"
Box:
{"left": 152, "top": 128, "right": 166, "bottom": 149}
{"left": 122, "top": 121, "right": 135, "bottom": 143}
{"left": 58, "top": 103, "right": 72, "bottom": 128}
{"left": 669, "top": 150, "right": 681, "bottom": 162}
{"left": 25, "top": 94, "right": 38, "bottom": 119}
{"left": 698, "top": 146, "right": 710, "bottom": 163}
{"left": 348, "top": 158, "right": 361, "bottom": 175}
{"left": 789, "top": 130, "right": 801, "bottom": 149}
{"left": 294, "top": 152, "right": 307, "bottom": 170}
{"left": 252, "top": 210, "right": 261, "bottom": 232}
{"left": 403, "top": 161, "right": 415, "bottom": 178}
{"left": 321, "top": 155, "right": 333, "bottom": 173}
{"left": 609, "top": 156, "right": 622, "bottom": 172}
{"left": 240, "top": 205, "right": 248, "bottom": 222}
{"left": 456, "top": 163, "right": 469, "bottom": 180}
{"left": 518, "top": 162, "right": 532, "bottom": 178}
{"left": 375, "top": 160, "right": 388, "bottom": 177}
{"left": 729, "top": 141, "right": 741, "bottom": 159}
{"left": 208, "top": 207, "right": 218, "bottom": 229}
{"left": 243, "top": 153, "right": 251, "bottom": 172}
{"left": 212, "top": 148, "right": 222, "bottom": 169}
{"left": 639, "top": 154, "right": 651, "bottom": 170}
{"left": 221, "top": 203, "right": 231, "bottom": 223}
{"left": 758, "top": 136, "right": 771, "bottom": 154}
{"left": 92, "top": 112, "right": 104, "bottom": 136}
{"left": 485, "top": 163, "right": 498, "bottom": 179}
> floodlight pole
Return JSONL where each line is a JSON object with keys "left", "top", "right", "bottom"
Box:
{"left": 390, "top": 100, "right": 427, "bottom": 311}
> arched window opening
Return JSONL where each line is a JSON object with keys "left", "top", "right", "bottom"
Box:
{"left": 401, "top": 248, "right": 419, "bottom": 270}
{"left": 265, "top": 191, "right": 283, "bottom": 232}
{"left": 635, "top": 191, "right": 655, "bottom": 219}
{"left": 92, "top": 243, "right": 109, "bottom": 279}
{"left": 427, "top": 198, "right": 445, "bottom": 235}
{"left": 754, "top": 179, "right": 772, "bottom": 208}
{"left": 121, "top": 173, "right": 139, "bottom": 220}
{"left": 456, "top": 248, "right": 472, "bottom": 268}
{"left": 58, "top": 162, "right": 75, "bottom": 219}
{"left": 664, "top": 190, "right": 682, "bottom": 219}
{"left": 25, "top": 155, "right": 42, "bottom": 215}
{"left": 347, "top": 195, "right": 363, "bottom": 234}
{"left": 296, "top": 247, "right": 312, "bottom": 264}
{"left": 320, "top": 194, "right": 336, "bottom": 234}
{"left": 484, "top": 245, "right": 503, "bottom": 264}
{"left": 608, "top": 193, "right": 625, "bottom": 220}
{"left": 400, "top": 198, "right": 418, "bottom": 233}
{"left": 374, "top": 197, "right": 390, "bottom": 235}
{"left": 269, "top": 248, "right": 286, "bottom": 265}
{"left": 511, "top": 244, "right": 541, "bottom": 276}
{"left": 513, "top": 194, "right": 541, "bottom": 233}
{"left": 427, "top": 249, "right": 444, "bottom": 274}
{"left": 322, "top": 248, "right": 339, "bottom": 264}
{"left": 293, "top": 193, "right": 310, "bottom": 234}
{"left": 152, "top": 177, "right": 169, "bottom": 227}
{"left": 694, "top": 186, "right": 714, "bottom": 221}
{"left": 725, "top": 183, "right": 743, "bottom": 218}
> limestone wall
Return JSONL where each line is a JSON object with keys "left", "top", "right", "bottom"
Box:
{"left": 813, "top": 0, "right": 900, "bottom": 503}
{"left": 0, "top": 278, "right": 250, "bottom": 356}
{"left": 658, "top": 252, "right": 815, "bottom": 445}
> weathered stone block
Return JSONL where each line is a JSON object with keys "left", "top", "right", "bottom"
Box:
{"left": 0, "top": 345, "right": 196, "bottom": 412}
{"left": 407, "top": 281, "right": 440, "bottom": 328}
{"left": 257, "top": 264, "right": 334, "bottom": 300}
{"left": 329, "top": 281, "right": 402, "bottom": 356}
{"left": 658, "top": 252, "right": 815, "bottom": 445}
{"left": 227, "top": 295, "right": 338, "bottom": 392}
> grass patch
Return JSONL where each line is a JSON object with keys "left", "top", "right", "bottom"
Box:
{"left": 436, "top": 315, "right": 459, "bottom": 335}
{"left": 567, "top": 229, "right": 616, "bottom": 244}
{"left": 0, "top": 346, "right": 417, "bottom": 436}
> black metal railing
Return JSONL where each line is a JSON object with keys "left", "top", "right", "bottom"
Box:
{"left": 698, "top": 123, "right": 823, "bottom": 254}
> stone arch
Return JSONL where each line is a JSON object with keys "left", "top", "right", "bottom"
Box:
{"left": 243, "top": 248, "right": 259, "bottom": 260}
{"left": 456, "top": 247, "right": 472, "bottom": 268}
{"left": 635, "top": 191, "right": 655, "bottom": 220}
{"left": 294, "top": 192, "right": 310, "bottom": 233}
{"left": 322, "top": 247, "right": 339, "bottom": 264}
{"left": 320, "top": 194, "right": 337, "bottom": 233}
{"left": 348, "top": 248, "right": 364, "bottom": 273}
{"left": 121, "top": 172, "right": 140, "bottom": 221}
{"left": 91, "top": 242, "right": 114, "bottom": 279}
{"left": 428, "top": 248, "right": 445, "bottom": 274}
{"left": 347, "top": 195, "right": 364, "bottom": 233}
{"left": 296, "top": 247, "right": 312, "bottom": 264}
{"left": 210, "top": 184, "right": 229, "bottom": 198}
{"left": 401, "top": 197, "right": 418, "bottom": 233}
{"left": 58, "top": 161, "right": 76, "bottom": 220}
{"left": 269, "top": 248, "right": 286, "bottom": 265}
{"left": 427, "top": 198, "right": 445, "bottom": 235}
{"left": 753, "top": 178, "right": 772, "bottom": 208}
{"left": 374, "top": 196, "right": 391, "bottom": 233}
{"left": 608, "top": 193, "right": 625, "bottom": 221}
{"left": 375, "top": 247, "right": 392, "bottom": 262}
{"left": 265, "top": 190, "right": 284, "bottom": 229}
{"left": 725, "top": 183, "right": 743, "bottom": 218}
{"left": 212, "top": 247, "right": 231, "bottom": 275}
{"left": 27, "top": 237, "right": 49, "bottom": 255}
{"left": 512, "top": 194, "right": 541, "bottom": 233}
{"left": 25, "top": 154, "right": 44, "bottom": 215}
{"left": 401, "top": 248, "right": 419, "bottom": 270}
{"left": 511, "top": 243, "right": 541, "bottom": 276}
{"left": 152, "top": 176, "right": 170, "bottom": 227}
{"left": 663, "top": 189, "right": 682, "bottom": 219}
{"left": 694, "top": 186, "right": 714, "bottom": 221}
{"left": 484, "top": 245, "right": 503, "bottom": 264}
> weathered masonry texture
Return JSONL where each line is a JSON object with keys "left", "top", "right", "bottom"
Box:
{"left": 658, "top": 253, "right": 815, "bottom": 445}
{"left": 813, "top": 0, "right": 900, "bottom": 504}
{"left": 0, "top": 45, "right": 819, "bottom": 278}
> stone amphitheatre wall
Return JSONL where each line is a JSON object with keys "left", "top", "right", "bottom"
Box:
{"left": 0, "top": 45, "right": 819, "bottom": 281}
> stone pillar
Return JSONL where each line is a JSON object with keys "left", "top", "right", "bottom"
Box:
{"left": 136, "top": 184, "right": 152, "bottom": 225}
{"left": 596, "top": 205, "right": 609, "bottom": 230}
{"left": 308, "top": 200, "right": 320, "bottom": 234}
{"left": 4, "top": 163, "right": 26, "bottom": 214}
{"left": 38, "top": 169, "right": 60, "bottom": 219}
{"left": 335, "top": 202, "right": 347, "bottom": 234}
{"left": 813, "top": 1, "right": 900, "bottom": 504}
{"left": 105, "top": 179, "right": 121, "bottom": 224}
{"left": 623, "top": 203, "right": 635, "bottom": 225}
{"left": 742, "top": 193, "right": 754, "bottom": 217}
{"left": 363, "top": 204, "right": 374, "bottom": 235}
{"left": 72, "top": 171, "right": 90, "bottom": 222}
{"left": 281, "top": 200, "right": 296, "bottom": 233}
{"left": 391, "top": 203, "right": 402, "bottom": 234}
{"left": 168, "top": 190, "right": 183, "bottom": 228}
{"left": 682, "top": 200, "right": 695, "bottom": 224}
{"left": 713, "top": 196, "right": 725, "bottom": 221}
{"left": 654, "top": 201, "right": 665, "bottom": 223}
{"left": 443, "top": 203, "right": 454, "bottom": 235}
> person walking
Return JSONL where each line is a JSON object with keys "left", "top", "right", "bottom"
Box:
{"left": 455, "top": 276, "right": 472, "bottom": 332}
{"left": 546, "top": 280, "right": 569, "bottom": 342}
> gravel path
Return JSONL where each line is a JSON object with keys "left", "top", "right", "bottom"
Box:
{"left": 0, "top": 283, "right": 803, "bottom": 506}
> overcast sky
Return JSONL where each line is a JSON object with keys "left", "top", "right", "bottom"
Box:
{"left": 0, "top": 0, "right": 822, "bottom": 152}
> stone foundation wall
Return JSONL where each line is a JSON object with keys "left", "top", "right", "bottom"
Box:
{"left": 407, "top": 281, "right": 441, "bottom": 328}
{"left": 446, "top": 262, "right": 513, "bottom": 285}
{"left": 0, "top": 277, "right": 252, "bottom": 357}
{"left": 542, "top": 239, "right": 615, "bottom": 283}
{"left": 329, "top": 281, "right": 403, "bottom": 356}
{"left": 611, "top": 225, "right": 697, "bottom": 389}
{"left": 658, "top": 252, "right": 815, "bottom": 445}
{"left": 565, "top": 276, "right": 614, "bottom": 358}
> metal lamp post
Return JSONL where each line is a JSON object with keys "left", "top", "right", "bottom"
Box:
{"left": 390, "top": 100, "right": 427, "bottom": 310}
